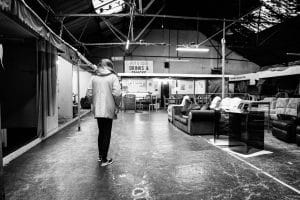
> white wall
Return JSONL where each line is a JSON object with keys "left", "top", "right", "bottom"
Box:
{"left": 46, "top": 111, "right": 58, "bottom": 133}
{"left": 72, "top": 67, "right": 93, "bottom": 99}
{"left": 91, "top": 29, "right": 260, "bottom": 75}
{"left": 57, "top": 56, "right": 73, "bottom": 121}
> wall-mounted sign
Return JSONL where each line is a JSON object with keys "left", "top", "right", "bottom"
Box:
{"left": 0, "top": 0, "right": 11, "bottom": 11}
{"left": 229, "top": 73, "right": 258, "bottom": 82}
{"left": 125, "top": 60, "right": 153, "bottom": 73}
{"left": 121, "top": 78, "right": 147, "bottom": 93}
{"left": 195, "top": 80, "right": 206, "bottom": 94}
{"left": 177, "top": 80, "right": 194, "bottom": 94}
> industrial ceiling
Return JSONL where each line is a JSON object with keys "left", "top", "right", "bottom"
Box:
{"left": 24, "top": 0, "right": 300, "bottom": 67}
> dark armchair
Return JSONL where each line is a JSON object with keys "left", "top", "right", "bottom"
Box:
{"left": 272, "top": 98, "right": 300, "bottom": 143}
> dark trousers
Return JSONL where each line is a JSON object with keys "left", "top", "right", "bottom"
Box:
{"left": 97, "top": 118, "right": 113, "bottom": 160}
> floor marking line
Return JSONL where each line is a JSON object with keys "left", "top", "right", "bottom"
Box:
{"left": 207, "top": 138, "right": 300, "bottom": 195}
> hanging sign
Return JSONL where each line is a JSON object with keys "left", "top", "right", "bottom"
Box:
{"left": 125, "top": 60, "right": 153, "bottom": 73}
{"left": 0, "top": 0, "right": 11, "bottom": 11}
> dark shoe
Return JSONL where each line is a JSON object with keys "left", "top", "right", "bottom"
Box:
{"left": 100, "top": 158, "right": 113, "bottom": 167}
{"left": 98, "top": 156, "right": 103, "bottom": 162}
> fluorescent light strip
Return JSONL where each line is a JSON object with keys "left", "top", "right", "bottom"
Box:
{"left": 176, "top": 47, "right": 209, "bottom": 52}
{"left": 165, "top": 58, "right": 190, "bottom": 62}
{"left": 125, "top": 40, "right": 130, "bottom": 50}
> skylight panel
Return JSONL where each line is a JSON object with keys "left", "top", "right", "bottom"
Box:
{"left": 241, "top": 0, "right": 297, "bottom": 33}
{"left": 92, "top": 0, "right": 125, "bottom": 15}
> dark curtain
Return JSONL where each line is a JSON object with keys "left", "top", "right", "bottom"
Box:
{"left": 37, "top": 40, "right": 57, "bottom": 137}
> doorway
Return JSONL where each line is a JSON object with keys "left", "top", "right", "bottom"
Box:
{"left": 161, "top": 82, "right": 170, "bottom": 108}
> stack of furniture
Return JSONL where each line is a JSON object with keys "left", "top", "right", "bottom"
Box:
{"left": 272, "top": 98, "right": 300, "bottom": 143}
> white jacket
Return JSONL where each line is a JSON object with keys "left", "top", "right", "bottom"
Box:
{"left": 88, "top": 67, "right": 121, "bottom": 119}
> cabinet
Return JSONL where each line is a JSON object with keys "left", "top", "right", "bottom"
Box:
{"left": 228, "top": 111, "right": 265, "bottom": 154}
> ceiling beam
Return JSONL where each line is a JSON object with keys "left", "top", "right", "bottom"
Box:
{"left": 100, "top": 17, "right": 127, "bottom": 39}
{"left": 143, "top": 0, "right": 156, "bottom": 13}
{"left": 135, "top": 4, "right": 165, "bottom": 41}
{"left": 100, "top": 17, "right": 125, "bottom": 42}
{"left": 35, "top": 0, "right": 89, "bottom": 54}
{"left": 82, "top": 42, "right": 168, "bottom": 46}
{"left": 138, "top": 0, "right": 143, "bottom": 13}
{"left": 208, "top": 39, "right": 222, "bottom": 58}
{"left": 127, "top": 3, "right": 135, "bottom": 42}
{"left": 58, "top": 13, "right": 241, "bottom": 22}
{"left": 197, "top": 6, "right": 261, "bottom": 47}
{"left": 58, "top": 13, "right": 279, "bottom": 25}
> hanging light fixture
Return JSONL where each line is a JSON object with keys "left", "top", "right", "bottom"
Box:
{"left": 176, "top": 45, "right": 209, "bottom": 52}
{"left": 176, "top": 47, "right": 209, "bottom": 52}
{"left": 125, "top": 39, "right": 130, "bottom": 50}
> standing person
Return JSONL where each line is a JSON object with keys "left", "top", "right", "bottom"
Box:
{"left": 87, "top": 59, "right": 121, "bottom": 167}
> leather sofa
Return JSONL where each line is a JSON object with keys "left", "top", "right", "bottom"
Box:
{"left": 272, "top": 98, "right": 300, "bottom": 143}
{"left": 296, "top": 125, "right": 300, "bottom": 146}
{"left": 167, "top": 96, "right": 189, "bottom": 122}
{"left": 172, "top": 106, "right": 216, "bottom": 135}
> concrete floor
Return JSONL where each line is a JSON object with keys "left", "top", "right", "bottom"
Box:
{"left": 4, "top": 111, "right": 300, "bottom": 200}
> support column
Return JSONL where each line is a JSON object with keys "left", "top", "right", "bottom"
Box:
{"left": 77, "top": 61, "right": 81, "bottom": 131}
{"left": 0, "top": 103, "right": 5, "bottom": 200}
{"left": 221, "top": 20, "right": 226, "bottom": 99}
